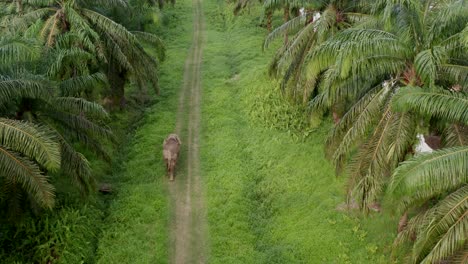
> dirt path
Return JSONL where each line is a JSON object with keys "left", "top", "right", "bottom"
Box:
{"left": 169, "top": 0, "right": 207, "bottom": 262}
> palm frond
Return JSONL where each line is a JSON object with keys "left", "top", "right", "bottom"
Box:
{"left": 80, "top": 0, "right": 128, "bottom": 8}
{"left": 427, "top": 0, "right": 468, "bottom": 46}
{"left": 59, "top": 72, "right": 107, "bottom": 96}
{"left": 392, "top": 87, "right": 468, "bottom": 124}
{"left": 46, "top": 48, "right": 95, "bottom": 77}
{"left": 82, "top": 9, "right": 138, "bottom": 47}
{"left": 52, "top": 97, "right": 109, "bottom": 120}
{"left": 0, "top": 75, "right": 51, "bottom": 106}
{"left": 386, "top": 111, "right": 416, "bottom": 168}
{"left": 306, "top": 29, "right": 406, "bottom": 79}
{"left": 102, "top": 33, "right": 133, "bottom": 71}
{"left": 389, "top": 146, "right": 468, "bottom": 211}
{"left": 43, "top": 110, "right": 113, "bottom": 142}
{"left": 264, "top": 14, "right": 307, "bottom": 50}
{"left": 447, "top": 245, "right": 468, "bottom": 264}
{"left": 40, "top": 12, "right": 61, "bottom": 46}
{"left": 326, "top": 83, "right": 388, "bottom": 168}
{"left": 263, "top": 0, "right": 285, "bottom": 10}
{"left": 443, "top": 124, "right": 468, "bottom": 147}
{"left": 275, "top": 21, "right": 316, "bottom": 74}
{"left": 414, "top": 47, "right": 447, "bottom": 86}
{"left": 438, "top": 64, "right": 468, "bottom": 87}
{"left": 0, "top": 37, "right": 41, "bottom": 66}
{"left": 132, "top": 31, "right": 165, "bottom": 61}
{"left": 0, "top": 146, "right": 55, "bottom": 209}
{"left": 348, "top": 102, "right": 398, "bottom": 208}
{"left": 2, "top": 7, "right": 55, "bottom": 34}
{"left": 59, "top": 140, "right": 93, "bottom": 194}
{"left": 414, "top": 185, "right": 468, "bottom": 264}
{"left": 23, "top": 19, "right": 45, "bottom": 39}
{"left": 0, "top": 118, "right": 60, "bottom": 171}
{"left": 22, "top": 0, "right": 56, "bottom": 7}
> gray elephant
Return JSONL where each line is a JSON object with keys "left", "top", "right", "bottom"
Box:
{"left": 163, "top": 134, "right": 181, "bottom": 181}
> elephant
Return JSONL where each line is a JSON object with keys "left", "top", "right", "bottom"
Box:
{"left": 163, "top": 134, "right": 181, "bottom": 181}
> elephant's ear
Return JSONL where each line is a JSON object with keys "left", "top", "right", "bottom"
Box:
{"left": 174, "top": 135, "right": 181, "bottom": 145}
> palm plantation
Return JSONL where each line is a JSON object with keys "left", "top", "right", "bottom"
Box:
{"left": 263, "top": 0, "right": 365, "bottom": 104}
{"left": 0, "top": 36, "right": 109, "bottom": 210}
{"left": 0, "top": 0, "right": 160, "bottom": 219}
{"left": 388, "top": 88, "right": 468, "bottom": 263}
{"left": 307, "top": 0, "right": 466, "bottom": 208}
{"left": 0, "top": 0, "right": 466, "bottom": 263}
{"left": 2, "top": 0, "right": 164, "bottom": 107}
{"left": 263, "top": 0, "right": 467, "bottom": 262}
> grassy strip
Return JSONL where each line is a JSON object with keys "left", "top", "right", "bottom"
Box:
{"left": 201, "top": 2, "right": 397, "bottom": 263}
{"left": 94, "top": 2, "right": 193, "bottom": 263}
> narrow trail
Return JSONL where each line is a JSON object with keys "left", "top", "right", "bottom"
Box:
{"left": 169, "top": 0, "right": 207, "bottom": 262}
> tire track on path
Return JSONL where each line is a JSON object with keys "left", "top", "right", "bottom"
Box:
{"left": 169, "top": 0, "right": 207, "bottom": 262}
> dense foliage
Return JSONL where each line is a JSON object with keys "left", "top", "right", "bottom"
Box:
{"left": 239, "top": 0, "right": 467, "bottom": 262}
{"left": 0, "top": 0, "right": 166, "bottom": 262}
{"left": 0, "top": 0, "right": 466, "bottom": 262}
{"left": 0, "top": 0, "right": 165, "bottom": 214}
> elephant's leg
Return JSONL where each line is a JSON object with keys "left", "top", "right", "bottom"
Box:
{"left": 169, "top": 165, "right": 175, "bottom": 181}
{"left": 169, "top": 160, "right": 175, "bottom": 181}
{"left": 164, "top": 158, "right": 169, "bottom": 177}
{"left": 173, "top": 158, "right": 178, "bottom": 181}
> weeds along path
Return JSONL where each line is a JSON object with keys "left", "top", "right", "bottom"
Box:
{"left": 170, "top": 0, "right": 207, "bottom": 262}
{"left": 94, "top": 0, "right": 202, "bottom": 262}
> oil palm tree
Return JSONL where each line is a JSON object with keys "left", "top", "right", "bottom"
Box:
{"left": 387, "top": 88, "right": 468, "bottom": 263}
{"left": 1, "top": 0, "right": 164, "bottom": 109}
{"left": 109, "top": 0, "right": 160, "bottom": 31}
{"left": 0, "top": 37, "right": 112, "bottom": 215}
{"left": 0, "top": 114, "right": 60, "bottom": 211}
{"left": 307, "top": 0, "right": 467, "bottom": 209}
{"left": 263, "top": 0, "right": 301, "bottom": 43}
{"left": 0, "top": 72, "right": 112, "bottom": 213}
{"left": 263, "top": 0, "right": 366, "bottom": 106}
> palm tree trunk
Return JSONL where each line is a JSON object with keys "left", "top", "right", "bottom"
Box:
{"left": 267, "top": 10, "right": 273, "bottom": 32}
{"left": 283, "top": 5, "right": 290, "bottom": 44}
{"left": 332, "top": 111, "right": 340, "bottom": 124}
{"left": 16, "top": 98, "right": 32, "bottom": 120}
{"left": 398, "top": 211, "right": 408, "bottom": 233}
{"left": 332, "top": 104, "right": 341, "bottom": 124}
{"left": 110, "top": 71, "right": 126, "bottom": 110}
{"left": 306, "top": 8, "right": 314, "bottom": 25}
{"left": 292, "top": 7, "right": 300, "bottom": 17}
{"left": 107, "top": 60, "right": 127, "bottom": 110}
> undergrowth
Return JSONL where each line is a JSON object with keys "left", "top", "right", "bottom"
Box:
{"left": 0, "top": 4, "right": 185, "bottom": 264}
{"left": 94, "top": 2, "right": 193, "bottom": 263}
{"left": 201, "top": 1, "right": 397, "bottom": 263}
{"left": 0, "top": 0, "right": 403, "bottom": 263}
{"left": 246, "top": 77, "right": 320, "bottom": 140}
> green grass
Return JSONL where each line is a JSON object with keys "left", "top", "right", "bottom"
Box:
{"left": 201, "top": 2, "right": 398, "bottom": 263}
{"left": 23, "top": 0, "right": 404, "bottom": 263}
{"left": 94, "top": 2, "right": 193, "bottom": 263}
